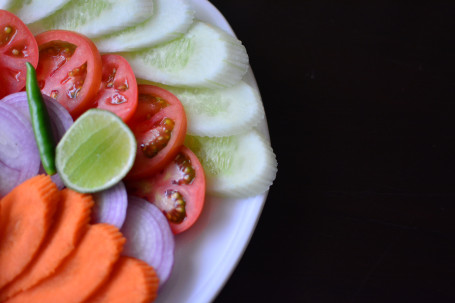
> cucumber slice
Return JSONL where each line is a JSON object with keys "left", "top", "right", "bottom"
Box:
{"left": 185, "top": 130, "right": 277, "bottom": 198}
{"left": 149, "top": 80, "right": 265, "bottom": 137}
{"left": 11, "top": 0, "right": 71, "bottom": 24}
{"left": 94, "top": 0, "right": 194, "bottom": 52}
{"left": 28, "top": 0, "right": 154, "bottom": 38}
{"left": 123, "top": 21, "right": 249, "bottom": 89}
{"left": 0, "top": 0, "right": 13, "bottom": 9}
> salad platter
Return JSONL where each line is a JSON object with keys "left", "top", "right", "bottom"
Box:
{"left": 0, "top": 0, "right": 275, "bottom": 302}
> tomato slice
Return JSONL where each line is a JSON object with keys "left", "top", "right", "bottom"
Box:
{"left": 35, "top": 30, "right": 102, "bottom": 119}
{"left": 91, "top": 54, "right": 138, "bottom": 122}
{"left": 126, "top": 146, "right": 206, "bottom": 234}
{"left": 0, "top": 10, "right": 39, "bottom": 99}
{"left": 126, "top": 84, "right": 187, "bottom": 179}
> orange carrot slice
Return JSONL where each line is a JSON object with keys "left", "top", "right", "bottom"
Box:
{"left": 6, "top": 224, "right": 125, "bottom": 303}
{"left": 86, "top": 256, "right": 159, "bottom": 303}
{"left": 0, "top": 189, "right": 94, "bottom": 301}
{"left": 0, "top": 175, "right": 59, "bottom": 289}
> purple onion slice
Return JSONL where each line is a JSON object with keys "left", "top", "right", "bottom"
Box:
{"left": 0, "top": 102, "right": 40, "bottom": 197}
{"left": 121, "top": 196, "right": 175, "bottom": 286}
{"left": 1, "top": 92, "right": 73, "bottom": 141}
{"left": 91, "top": 181, "right": 128, "bottom": 228}
{"left": 1, "top": 92, "right": 74, "bottom": 189}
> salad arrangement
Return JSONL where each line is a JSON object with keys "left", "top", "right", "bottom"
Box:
{"left": 0, "top": 0, "right": 277, "bottom": 302}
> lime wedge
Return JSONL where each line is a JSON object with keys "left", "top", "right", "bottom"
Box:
{"left": 56, "top": 109, "right": 136, "bottom": 193}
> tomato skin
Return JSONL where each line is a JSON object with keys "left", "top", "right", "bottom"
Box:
{"left": 126, "top": 146, "right": 206, "bottom": 234}
{"left": 126, "top": 84, "right": 187, "bottom": 179}
{"left": 35, "top": 30, "right": 102, "bottom": 119}
{"left": 91, "top": 54, "right": 138, "bottom": 123}
{"left": 0, "top": 10, "right": 39, "bottom": 99}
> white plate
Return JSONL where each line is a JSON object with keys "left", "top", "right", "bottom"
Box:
{"left": 155, "top": 1, "right": 271, "bottom": 303}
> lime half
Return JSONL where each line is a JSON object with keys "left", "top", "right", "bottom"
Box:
{"left": 56, "top": 109, "right": 136, "bottom": 193}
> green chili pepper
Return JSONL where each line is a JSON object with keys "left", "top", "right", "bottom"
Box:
{"left": 25, "top": 62, "right": 57, "bottom": 175}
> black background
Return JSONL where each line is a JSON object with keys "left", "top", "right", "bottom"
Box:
{"left": 210, "top": 1, "right": 455, "bottom": 303}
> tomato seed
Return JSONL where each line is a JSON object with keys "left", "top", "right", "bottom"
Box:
{"left": 138, "top": 94, "right": 169, "bottom": 117}
{"left": 50, "top": 90, "right": 59, "bottom": 99}
{"left": 109, "top": 93, "right": 127, "bottom": 105}
{"left": 104, "top": 67, "right": 116, "bottom": 88}
{"left": 67, "top": 84, "right": 81, "bottom": 99}
{"left": 172, "top": 152, "right": 196, "bottom": 185}
{"left": 0, "top": 25, "right": 15, "bottom": 47}
{"left": 162, "top": 190, "right": 187, "bottom": 224}
{"left": 117, "top": 82, "right": 128, "bottom": 91}
{"left": 140, "top": 118, "right": 175, "bottom": 158}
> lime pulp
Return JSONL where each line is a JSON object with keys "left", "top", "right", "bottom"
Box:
{"left": 56, "top": 109, "right": 136, "bottom": 193}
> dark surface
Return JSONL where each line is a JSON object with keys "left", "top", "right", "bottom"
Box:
{"left": 210, "top": 1, "right": 455, "bottom": 302}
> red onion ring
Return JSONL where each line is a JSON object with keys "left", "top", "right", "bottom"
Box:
{"left": 0, "top": 102, "right": 41, "bottom": 197}
{"left": 1, "top": 92, "right": 73, "bottom": 189}
{"left": 121, "top": 196, "right": 175, "bottom": 286}
{"left": 92, "top": 181, "right": 128, "bottom": 228}
{"left": 1, "top": 92, "right": 73, "bottom": 140}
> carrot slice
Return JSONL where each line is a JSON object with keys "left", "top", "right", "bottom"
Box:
{"left": 6, "top": 224, "right": 125, "bottom": 303}
{"left": 85, "top": 256, "right": 159, "bottom": 303}
{"left": 0, "top": 175, "right": 59, "bottom": 289}
{"left": 0, "top": 189, "right": 94, "bottom": 301}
